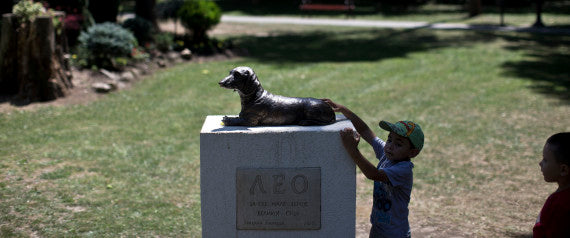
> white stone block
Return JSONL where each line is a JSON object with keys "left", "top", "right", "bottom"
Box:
{"left": 200, "top": 115, "right": 356, "bottom": 238}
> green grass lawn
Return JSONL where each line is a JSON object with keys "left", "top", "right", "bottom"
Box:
{"left": 1, "top": 24, "right": 569, "bottom": 237}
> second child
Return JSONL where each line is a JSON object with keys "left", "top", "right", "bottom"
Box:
{"left": 534, "top": 132, "right": 570, "bottom": 238}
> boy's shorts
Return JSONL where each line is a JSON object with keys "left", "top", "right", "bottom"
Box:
{"left": 369, "top": 225, "right": 411, "bottom": 238}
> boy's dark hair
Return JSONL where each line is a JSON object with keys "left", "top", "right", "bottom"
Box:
{"left": 546, "top": 132, "right": 570, "bottom": 165}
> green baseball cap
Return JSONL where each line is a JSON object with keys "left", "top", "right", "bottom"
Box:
{"left": 379, "top": 120, "right": 424, "bottom": 151}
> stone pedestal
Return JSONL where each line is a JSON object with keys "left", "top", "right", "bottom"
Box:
{"left": 200, "top": 115, "right": 356, "bottom": 238}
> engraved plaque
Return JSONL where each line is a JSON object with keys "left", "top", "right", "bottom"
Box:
{"left": 236, "top": 167, "right": 321, "bottom": 230}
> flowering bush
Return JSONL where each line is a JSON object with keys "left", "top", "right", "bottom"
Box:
{"left": 12, "top": 0, "right": 45, "bottom": 23}
{"left": 64, "top": 13, "right": 83, "bottom": 31}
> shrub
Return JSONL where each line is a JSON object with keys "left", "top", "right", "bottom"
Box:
{"left": 154, "top": 33, "right": 174, "bottom": 52}
{"left": 122, "top": 16, "right": 155, "bottom": 46}
{"left": 78, "top": 22, "right": 137, "bottom": 69}
{"left": 177, "top": 0, "right": 221, "bottom": 43}
{"left": 156, "top": 0, "right": 184, "bottom": 20}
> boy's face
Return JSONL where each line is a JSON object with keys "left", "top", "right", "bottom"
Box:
{"left": 385, "top": 132, "right": 419, "bottom": 161}
{"left": 539, "top": 143, "right": 565, "bottom": 182}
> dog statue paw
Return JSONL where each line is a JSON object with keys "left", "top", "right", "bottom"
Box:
{"left": 221, "top": 116, "right": 241, "bottom": 126}
{"left": 219, "top": 66, "right": 336, "bottom": 126}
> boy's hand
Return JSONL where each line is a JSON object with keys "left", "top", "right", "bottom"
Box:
{"left": 340, "top": 128, "right": 360, "bottom": 149}
{"left": 321, "top": 98, "right": 345, "bottom": 113}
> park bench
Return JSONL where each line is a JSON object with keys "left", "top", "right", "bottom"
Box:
{"left": 299, "top": 0, "right": 355, "bottom": 14}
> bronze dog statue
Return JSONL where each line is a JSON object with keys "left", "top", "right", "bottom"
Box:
{"left": 219, "top": 66, "right": 336, "bottom": 126}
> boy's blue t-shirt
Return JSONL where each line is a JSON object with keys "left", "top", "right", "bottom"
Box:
{"left": 370, "top": 137, "right": 414, "bottom": 238}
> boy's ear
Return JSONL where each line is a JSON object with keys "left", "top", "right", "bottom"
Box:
{"left": 409, "top": 148, "right": 420, "bottom": 159}
{"left": 561, "top": 164, "right": 569, "bottom": 177}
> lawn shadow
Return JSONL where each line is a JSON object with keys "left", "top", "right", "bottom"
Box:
{"left": 229, "top": 25, "right": 569, "bottom": 102}
{"left": 497, "top": 32, "right": 570, "bottom": 103}
{"left": 230, "top": 27, "right": 492, "bottom": 64}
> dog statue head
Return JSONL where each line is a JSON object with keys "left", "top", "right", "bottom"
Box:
{"left": 219, "top": 66, "right": 262, "bottom": 96}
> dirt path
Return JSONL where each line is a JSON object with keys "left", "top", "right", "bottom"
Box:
{"left": 219, "top": 15, "right": 570, "bottom": 34}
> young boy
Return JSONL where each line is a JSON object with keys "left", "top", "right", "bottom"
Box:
{"left": 534, "top": 132, "right": 570, "bottom": 238}
{"left": 323, "top": 99, "right": 423, "bottom": 238}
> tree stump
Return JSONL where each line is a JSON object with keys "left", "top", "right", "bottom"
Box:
{"left": 0, "top": 13, "right": 73, "bottom": 103}
{"left": 0, "top": 14, "right": 19, "bottom": 95}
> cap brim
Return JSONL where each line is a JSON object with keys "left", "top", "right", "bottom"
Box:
{"left": 379, "top": 120, "right": 395, "bottom": 132}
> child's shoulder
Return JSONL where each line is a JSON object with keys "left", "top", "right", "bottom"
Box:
{"left": 545, "top": 188, "right": 570, "bottom": 211}
{"left": 553, "top": 187, "right": 570, "bottom": 200}
{"left": 393, "top": 160, "right": 414, "bottom": 170}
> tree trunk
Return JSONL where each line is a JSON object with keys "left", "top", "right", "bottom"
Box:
{"left": 89, "top": 0, "right": 120, "bottom": 23}
{"left": 0, "top": 13, "right": 19, "bottom": 94}
{"left": 467, "top": 0, "right": 482, "bottom": 17}
{"left": 533, "top": 0, "right": 545, "bottom": 27}
{"left": 135, "top": 0, "right": 158, "bottom": 30}
{"left": 0, "top": 13, "right": 73, "bottom": 103}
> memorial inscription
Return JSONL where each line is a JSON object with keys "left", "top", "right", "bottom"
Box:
{"left": 236, "top": 167, "right": 321, "bottom": 230}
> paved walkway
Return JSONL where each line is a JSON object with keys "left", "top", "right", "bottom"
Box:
{"left": 222, "top": 15, "right": 570, "bottom": 35}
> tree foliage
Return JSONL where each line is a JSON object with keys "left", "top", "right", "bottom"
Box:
{"left": 177, "top": 0, "right": 221, "bottom": 43}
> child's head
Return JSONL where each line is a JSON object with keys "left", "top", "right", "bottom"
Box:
{"left": 379, "top": 120, "right": 424, "bottom": 161}
{"left": 540, "top": 132, "right": 570, "bottom": 183}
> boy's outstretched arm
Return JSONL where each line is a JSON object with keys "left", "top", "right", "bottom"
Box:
{"left": 322, "top": 99, "right": 376, "bottom": 144}
{"left": 340, "top": 128, "right": 390, "bottom": 183}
